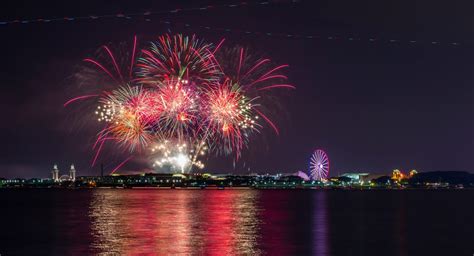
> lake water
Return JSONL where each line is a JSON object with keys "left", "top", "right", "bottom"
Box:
{"left": 0, "top": 189, "right": 473, "bottom": 255}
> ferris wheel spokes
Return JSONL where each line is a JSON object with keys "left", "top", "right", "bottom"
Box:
{"left": 309, "top": 149, "right": 329, "bottom": 181}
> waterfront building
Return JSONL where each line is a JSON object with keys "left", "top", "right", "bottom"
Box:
{"left": 51, "top": 164, "right": 59, "bottom": 182}
{"left": 391, "top": 169, "right": 404, "bottom": 182}
{"left": 339, "top": 173, "right": 370, "bottom": 184}
{"left": 69, "top": 164, "right": 76, "bottom": 181}
{"left": 409, "top": 169, "right": 418, "bottom": 177}
{"left": 59, "top": 174, "right": 71, "bottom": 182}
{"left": 294, "top": 171, "right": 310, "bottom": 181}
{"left": 50, "top": 164, "right": 77, "bottom": 182}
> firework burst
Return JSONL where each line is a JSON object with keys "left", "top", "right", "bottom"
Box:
{"left": 66, "top": 34, "right": 294, "bottom": 173}
{"left": 137, "top": 34, "right": 221, "bottom": 85}
{"left": 150, "top": 139, "right": 206, "bottom": 173}
{"left": 153, "top": 78, "right": 199, "bottom": 140}
{"left": 96, "top": 86, "right": 156, "bottom": 152}
{"left": 201, "top": 78, "right": 260, "bottom": 156}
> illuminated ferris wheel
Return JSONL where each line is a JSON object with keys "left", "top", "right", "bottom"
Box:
{"left": 309, "top": 149, "right": 330, "bottom": 181}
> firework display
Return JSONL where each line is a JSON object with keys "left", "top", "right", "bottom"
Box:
{"left": 150, "top": 139, "right": 206, "bottom": 173}
{"left": 66, "top": 34, "right": 294, "bottom": 173}
{"left": 137, "top": 34, "right": 221, "bottom": 84}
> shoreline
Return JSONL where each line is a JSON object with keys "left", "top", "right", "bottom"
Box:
{"left": 1, "top": 186, "right": 471, "bottom": 190}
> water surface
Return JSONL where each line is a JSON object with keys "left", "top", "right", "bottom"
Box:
{"left": 0, "top": 189, "right": 473, "bottom": 255}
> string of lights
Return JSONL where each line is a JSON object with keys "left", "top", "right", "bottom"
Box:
{"left": 0, "top": 1, "right": 297, "bottom": 25}
{"left": 155, "top": 19, "right": 467, "bottom": 47}
{"left": 0, "top": 0, "right": 468, "bottom": 47}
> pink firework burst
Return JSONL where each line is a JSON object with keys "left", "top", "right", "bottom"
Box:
{"left": 95, "top": 86, "right": 156, "bottom": 152}
{"left": 201, "top": 79, "right": 259, "bottom": 157}
{"left": 136, "top": 34, "right": 221, "bottom": 85}
{"left": 153, "top": 78, "right": 199, "bottom": 140}
{"left": 66, "top": 34, "right": 295, "bottom": 173}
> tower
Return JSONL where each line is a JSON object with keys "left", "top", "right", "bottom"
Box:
{"left": 52, "top": 164, "right": 59, "bottom": 182}
{"left": 69, "top": 164, "right": 76, "bottom": 181}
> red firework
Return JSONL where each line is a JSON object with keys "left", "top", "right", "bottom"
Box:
{"left": 153, "top": 78, "right": 199, "bottom": 140}
{"left": 136, "top": 34, "right": 221, "bottom": 85}
{"left": 65, "top": 34, "right": 295, "bottom": 173}
{"left": 201, "top": 79, "right": 258, "bottom": 156}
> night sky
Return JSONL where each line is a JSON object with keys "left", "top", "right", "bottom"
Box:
{"left": 0, "top": 0, "right": 472, "bottom": 178}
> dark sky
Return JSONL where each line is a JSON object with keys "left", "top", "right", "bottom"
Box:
{"left": 0, "top": 0, "right": 473, "bottom": 178}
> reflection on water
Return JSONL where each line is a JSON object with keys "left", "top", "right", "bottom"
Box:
{"left": 313, "top": 191, "right": 329, "bottom": 256}
{"left": 89, "top": 189, "right": 260, "bottom": 255}
{"left": 1, "top": 190, "right": 473, "bottom": 255}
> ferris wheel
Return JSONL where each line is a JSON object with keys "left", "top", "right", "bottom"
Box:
{"left": 309, "top": 149, "right": 330, "bottom": 181}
